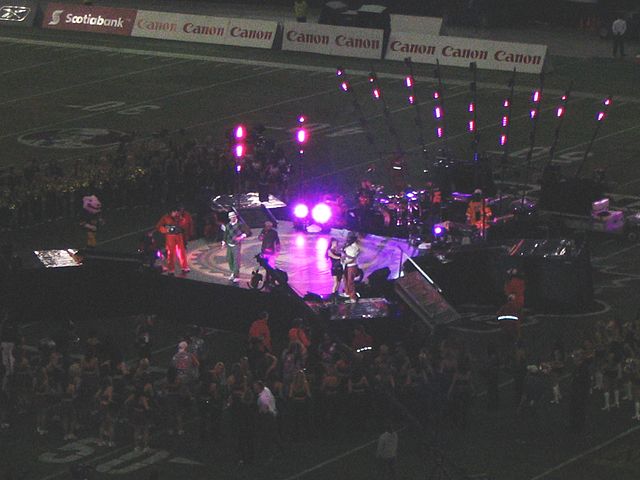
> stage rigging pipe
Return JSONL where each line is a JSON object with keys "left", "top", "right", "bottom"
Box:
{"left": 497, "top": 68, "right": 516, "bottom": 212}
{"left": 368, "top": 66, "right": 404, "bottom": 157}
{"left": 520, "top": 71, "right": 545, "bottom": 207}
{"left": 468, "top": 62, "right": 480, "bottom": 185}
{"left": 433, "top": 60, "right": 449, "bottom": 148}
{"left": 403, "top": 57, "right": 429, "bottom": 163}
{"left": 547, "top": 80, "right": 574, "bottom": 167}
{"left": 574, "top": 96, "right": 612, "bottom": 178}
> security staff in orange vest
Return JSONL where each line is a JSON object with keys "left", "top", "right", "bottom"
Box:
{"left": 466, "top": 189, "right": 492, "bottom": 236}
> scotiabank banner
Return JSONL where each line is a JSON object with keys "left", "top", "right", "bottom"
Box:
{"left": 42, "top": 3, "right": 136, "bottom": 35}
{"left": 282, "top": 22, "right": 383, "bottom": 59}
{"left": 132, "top": 10, "right": 277, "bottom": 49}
{"left": 386, "top": 32, "right": 547, "bottom": 74}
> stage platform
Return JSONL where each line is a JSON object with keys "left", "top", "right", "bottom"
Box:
{"left": 183, "top": 221, "right": 418, "bottom": 298}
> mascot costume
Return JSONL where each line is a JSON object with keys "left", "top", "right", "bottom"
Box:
{"left": 81, "top": 195, "right": 103, "bottom": 248}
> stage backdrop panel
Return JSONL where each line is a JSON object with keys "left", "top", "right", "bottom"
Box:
{"left": 386, "top": 32, "right": 547, "bottom": 73}
{"left": 282, "top": 21, "right": 384, "bottom": 59}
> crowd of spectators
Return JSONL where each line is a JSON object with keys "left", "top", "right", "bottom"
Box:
{"left": 0, "top": 127, "right": 293, "bottom": 230}
{"left": 1, "top": 310, "right": 640, "bottom": 469}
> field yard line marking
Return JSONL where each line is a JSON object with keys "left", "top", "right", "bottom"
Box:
{"left": 279, "top": 438, "right": 379, "bottom": 480}
{"left": 529, "top": 424, "right": 640, "bottom": 480}
{"left": 551, "top": 122, "right": 640, "bottom": 157}
{"left": 0, "top": 68, "right": 282, "bottom": 142}
{"left": 0, "top": 52, "right": 92, "bottom": 76}
{"left": 0, "top": 59, "right": 193, "bottom": 106}
{"left": 0, "top": 35, "right": 637, "bottom": 104}
{"left": 592, "top": 243, "right": 640, "bottom": 261}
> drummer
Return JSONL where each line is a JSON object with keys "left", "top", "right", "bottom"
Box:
{"left": 466, "top": 189, "right": 492, "bottom": 236}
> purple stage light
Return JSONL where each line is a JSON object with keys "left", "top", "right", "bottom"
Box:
{"left": 433, "top": 225, "right": 444, "bottom": 236}
{"left": 311, "top": 203, "right": 332, "bottom": 224}
{"left": 293, "top": 203, "right": 309, "bottom": 219}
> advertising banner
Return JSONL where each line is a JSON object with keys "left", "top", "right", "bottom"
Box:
{"left": 386, "top": 32, "right": 547, "bottom": 74}
{"left": 282, "top": 22, "right": 383, "bottom": 59}
{"left": 389, "top": 14, "right": 442, "bottom": 35}
{"left": 42, "top": 3, "right": 136, "bottom": 36}
{"left": 0, "top": 2, "right": 38, "bottom": 27}
{"left": 132, "top": 10, "right": 277, "bottom": 49}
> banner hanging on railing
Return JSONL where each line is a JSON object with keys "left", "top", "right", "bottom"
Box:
{"left": 132, "top": 10, "right": 277, "bottom": 49}
{"left": 282, "top": 22, "right": 384, "bottom": 59}
{"left": 42, "top": 3, "right": 137, "bottom": 35}
{"left": 386, "top": 32, "right": 547, "bottom": 74}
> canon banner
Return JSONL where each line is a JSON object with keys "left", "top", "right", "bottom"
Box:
{"left": 42, "top": 3, "right": 136, "bottom": 35}
{"left": 0, "top": 2, "right": 38, "bottom": 27}
{"left": 386, "top": 32, "right": 547, "bottom": 74}
{"left": 132, "top": 10, "right": 277, "bottom": 49}
{"left": 282, "top": 22, "right": 383, "bottom": 59}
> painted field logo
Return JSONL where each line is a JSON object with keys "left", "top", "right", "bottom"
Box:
{"left": 0, "top": 5, "right": 31, "bottom": 21}
{"left": 18, "top": 128, "right": 128, "bottom": 149}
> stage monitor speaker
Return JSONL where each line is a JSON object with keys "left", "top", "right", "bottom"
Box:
{"left": 319, "top": 1, "right": 348, "bottom": 24}
{"left": 237, "top": 205, "right": 278, "bottom": 229}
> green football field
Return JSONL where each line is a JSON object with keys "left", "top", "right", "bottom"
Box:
{"left": 2, "top": 24, "right": 640, "bottom": 480}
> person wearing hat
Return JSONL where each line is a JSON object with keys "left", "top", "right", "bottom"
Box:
{"left": 342, "top": 231, "right": 361, "bottom": 303}
{"left": 156, "top": 207, "right": 189, "bottom": 275}
{"left": 221, "top": 211, "right": 250, "bottom": 282}
{"left": 466, "top": 189, "right": 492, "bottom": 237}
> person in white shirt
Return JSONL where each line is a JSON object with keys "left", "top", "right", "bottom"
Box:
{"left": 342, "top": 231, "right": 361, "bottom": 303}
{"left": 376, "top": 422, "right": 398, "bottom": 479}
{"left": 612, "top": 16, "right": 627, "bottom": 58}
{"left": 253, "top": 381, "right": 283, "bottom": 461}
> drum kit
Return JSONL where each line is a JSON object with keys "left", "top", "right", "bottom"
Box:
{"left": 370, "top": 185, "right": 431, "bottom": 233}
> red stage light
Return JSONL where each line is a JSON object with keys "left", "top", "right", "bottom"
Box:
{"left": 433, "top": 91, "right": 440, "bottom": 99}
{"left": 368, "top": 73, "right": 376, "bottom": 83}
{"left": 298, "top": 115, "right": 306, "bottom": 124}
{"left": 561, "top": 95, "right": 567, "bottom": 101}
{"left": 340, "top": 81, "right": 350, "bottom": 92}
{"left": 503, "top": 99, "right": 510, "bottom": 108}
{"left": 234, "top": 125, "right": 246, "bottom": 140}
{"left": 405, "top": 76, "right": 413, "bottom": 88}
{"left": 604, "top": 97, "right": 612, "bottom": 106}
{"left": 532, "top": 90, "right": 541, "bottom": 103}
{"left": 336, "top": 67, "right": 344, "bottom": 77}
{"left": 468, "top": 102, "right": 475, "bottom": 113}
{"left": 530, "top": 109, "right": 537, "bottom": 119}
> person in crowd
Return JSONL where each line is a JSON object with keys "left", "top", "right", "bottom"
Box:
{"left": 156, "top": 207, "right": 190, "bottom": 275}
{"left": 288, "top": 318, "right": 311, "bottom": 356}
{"left": 448, "top": 357, "right": 474, "bottom": 428}
{"left": 96, "top": 377, "right": 115, "bottom": 446}
{"left": 163, "top": 366, "right": 189, "bottom": 436}
{"left": 352, "top": 324, "right": 373, "bottom": 352}
{"left": 294, "top": 0, "right": 308, "bottom": 22}
{"left": 376, "top": 421, "right": 398, "bottom": 479}
{"left": 612, "top": 15, "right": 627, "bottom": 58}
{"left": 326, "top": 237, "right": 344, "bottom": 298}
{"left": 288, "top": 369, "right": 312, "bottom": 439}
{"left": 547, "top": 341, "right": 565, "bottom": 405}
{"left": 342, "top": 232, "right": 361, "bottom": 303}
{"left": 171, "top": 341, "right": 199, "bottom": 388}
{"left": 601, "top": 351, "right": 621, "bottom": 411}
{"left": 568, "top": 349, "right": 591, "bottom": 432}
{"left": 253, "top": 380, "right": 283, "bottom": 463}
{"left": 33, "top": 367, "right": 51, "bottom": 435}
{"left": 221, "top": 211, "right": 250, "bottom": 283}
{"left": 135, "top": 315, "right": 155, "bottom": 362}
{"left": 61, "top": 377, "right": 78, "bottom": 440}
{"left": 199, "top": 361, "right": 226, "bottom": 440}
{"left": 126, "top": 386, "right": 151, "bottom": 452}
{"left": 249, "top": 311, "right": 272, "bottom": 353}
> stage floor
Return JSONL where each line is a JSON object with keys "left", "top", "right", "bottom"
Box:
{"left": 181, "top": 221, "right": 418, "bottom": 297}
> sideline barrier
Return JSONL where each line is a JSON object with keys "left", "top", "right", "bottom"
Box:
{"left": 389, "top": 14, "right": 442, "bottom": 35}
{"left": 386, "top": 31, "right": 547, "bottom": 74}
{"left": 282, "top": 21, "right": 383, "bottom": 59}
{"left": 42, "top": 2, "right": 136, "bottom": 35}
{"left": 0, "top": 2, "right": 38, "bottom": 27}
{"left": 132, "top": 10, "right": 278, "bottom": 49}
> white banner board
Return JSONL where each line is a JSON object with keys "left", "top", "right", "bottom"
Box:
{"left": 386, "top": 32, "right": 547, "bottom": 73}
{"left": 282, "top": 22, "right": 383, "bottom": 59}
{"left": 390, "top": 14, "right": 442, "bottom": 35}
{"left": 132, "top": 10, "right": 277, "bottom": 49}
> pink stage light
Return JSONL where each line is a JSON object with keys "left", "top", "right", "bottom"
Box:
{"left": 434, "top": 106, "right": 442, "bottom": 119}
{"left": 556, "top": 106, "right": 565, "bottom": 117}
{"left": 293, "top": 203, "right": 309, "bottom": 219}
{"left": 408, "top": 95, "right": 415, "bottom": 104}
{"left": 234, "top": 144, "right": 245, "bottom": 158}
{"left": 298, "top": 115, "right": 306, "bottom": 123}
{"left": 433, "top": 225, "right": 444, "bottom": 236}
{"left": 532, "top": 90, "right": 541, "bottom": 103}
{"left": 436, "top": 127, "right": 443, "bottom": 138}
{"left": 296, "top": 128, "right": 308, "bottom": 144}
{"left": 468, "top": 102, "right": 475, "bottom": 113}
{"left": 433, "top": 91, "right": 440, "bottom": 99}
{"left": 373, "top": 88, "right": 381, "bottom": 100}
{"left": 311, "top": 203, "right": 332, "bottom": 224}
{"left": 405, "top": 76, "right": 413, "bottom": 88}
{"left": 530, "top": 109, "right": 537, "bottom": 119}
{"left": 500, "top": 134, "right": 507, "bottom": 146}
{"left": 597, "top": 112, "right": 605, "bottom": 121}
{"left": 502, "top": 116, "right": 509, "bottom": 127}
{"left": 468, "top": 120, "right": 475, "bottom": 132}
{"left": 234, "top": 125, "right": 246, "bottom": 140}
{"left": 503, "top": 99, "right": 510, "bottom": 108}
{"left": 340, "top": 81, "right": 350, "bottom": 92}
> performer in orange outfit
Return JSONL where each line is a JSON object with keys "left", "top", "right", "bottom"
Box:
{"left": 466, "top": 189, "right": 492, "bottom": 237}
{"left": 177, "top": 205, "right": 196, "bottom": 245}
{"left": 156, "top": 208, "right": 189, "bottom": 275}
